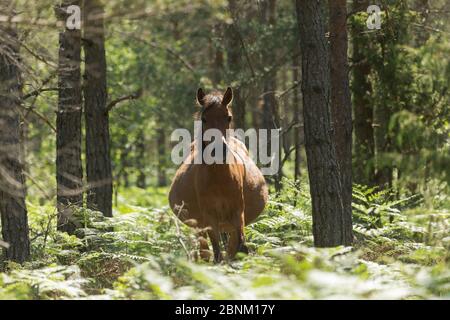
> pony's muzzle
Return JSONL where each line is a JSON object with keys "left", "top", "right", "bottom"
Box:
{"left": 202, "top": 139, "right": 228, "bottom": 164}
{"left": 210, "top": 143, "right": 227, "bottom": 162}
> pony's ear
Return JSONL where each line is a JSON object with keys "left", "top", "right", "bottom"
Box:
{"left": 197, "top": 88, "right": 206, "bottom": 106}
{"left": 222, "top": 87, "right": 233, "bottom": 106}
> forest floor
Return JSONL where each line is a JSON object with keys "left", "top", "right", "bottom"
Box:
{"left": 0, "top": 181, "right": 449, "bottom": 299}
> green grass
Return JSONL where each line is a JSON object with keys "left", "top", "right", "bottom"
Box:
{"left": 1, "top": 181, "right": 449, "bottom": 300}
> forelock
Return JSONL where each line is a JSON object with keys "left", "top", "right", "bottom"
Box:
{"left": 202, "top": 92, "right": 223, "bottom": 110}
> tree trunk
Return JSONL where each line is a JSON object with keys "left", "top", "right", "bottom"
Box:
{"left": 292, "top": 54, "right": 303, "bottom": 181}
{"left": 156, "top": 127, "right": 167, "bottom": 187}
{"left": 260, "top": 0, "right": 277, "bottom": 138}
{"left": 55, "top": 0, "right": 83, "bottom": 234}
{"left": 260, "top": 0, "right": 280, "bottom": 191}
{"left": 414, "top": 0, "right": 431, "bottom": 46}
{"left": 210, "top": 23, "right": 223, "bottom": 86}
{"left": 119, "top": 135, "right": 130, "bottom": 188}
{"left": 226, "top": 0, "right": 245, "bottom": 130}
{"left": 83, "top": 0, "right": 112, "bottom": 217}
{"left": 374, "top": 42, "right": 393, "bottom": 189}
{"left": 0, "top": 17, "right": 30, "bottom": 263}
{"left": 136, "top": 130, "right": 147, "bottom": 189}
{"left": 328, "top": 0, "right": 353, "bottom": 239}
{"left": 352, "top": 0, "right": 375, "bottom": 185}
{"left": 295, "top": 0, "right": 352, "bottom": 247}
{"left": 251, "top": 87, "right": 261, "bottom": 132}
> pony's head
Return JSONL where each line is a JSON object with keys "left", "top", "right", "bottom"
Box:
{"left": 196, "top": 87, "right": 233, "bottom": 162}
{"left": 196, "top": 87, "right": 233, "bottom": 137}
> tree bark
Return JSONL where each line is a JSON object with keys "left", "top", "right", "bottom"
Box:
{"left": 414, "top": 0, "right": 431, "bottom": 46}
{"left": 352, "top": 0, "right": 375, "bottom": 185}
{"left": 226, "top": 0, "right": 245, "bottom": 130}
{"left": 0, "top": 15, "right": 30, "bottom": 263}
{"left": 329, "top": 0, "right": 353, "bottom": 240}
{"left": 118, "top": 135, "right": 130, "bottom": 188}
{"left": 374, "top": 41, "right": 393, "bottom": 189}
{"left": 260, "top": 0, "right": 280, "bottom": 191}
{"left": 156, "top": 127, "right": 167, "bottom": 187}
{"left": 210, "top": 23, "right": 223, "bottom": 86}
{"left": 295, "top": 0, "right": 352, "bottom": 246}
{"left": 55, "top": 0, "right": 83, "bottom": 234}
{"left": 292, "top": 54, "right": 303, "bottom": 181}
{"left": 260, "top": 0, "right": 277, "bottom": 136}
{"left": 83, "top": 0, "right": 112, "bottom": 217}
{"left": 136, "top": 129, "right": 147, "bottom": 189}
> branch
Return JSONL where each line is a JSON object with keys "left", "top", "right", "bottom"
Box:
{"left": 281, "top": 146, "right": 296, "bottom": 167}
{"left": 411, "top": 22, "right": 450, "bottom": 35}
{"left": 116, "top": 31, "right": 196, "bottom": 74}
{"left": 280, "top": 119, "right": 298, "bottom": 137}
{"left": 0, "top": 239, "right": 9, "bottom": 249}
{"left": 231, "top": 22, "right": 256, "bottom": 78}
{"left": 24, "top": 106, "right": 56, "bottom": 132}
{"left": 242, "top": 50, "right": 301, "bottom": 89}
{"left": 20, "top": 42, "right": 57, "bottom": 68}
{"left": 20, "top": 73, "right": 58, "bottom": 132}
{"left": 22, "top": 171, "right": 53, "bottom": 200}
{"left": 23, "top": 87, "right": 58, "bottom": 100}
{"left": 0, "top": 5, "right": 199, "bottom": 29}
{"left": 106, "top": 88, "right": 142, "bottom": 113}
{"left": 276, "top": 81, "right": 301, "bottom": 100}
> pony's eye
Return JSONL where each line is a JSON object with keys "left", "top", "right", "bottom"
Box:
{"left": 228, "top": 115, "right": 232, "bottom": 122}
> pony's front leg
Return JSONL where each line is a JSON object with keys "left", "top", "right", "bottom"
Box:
{"left": 236, "top": 212, "right": 249, "bottom": 254}
{"left": 227, "top": 209, "right": 248, "bottom": 260}
{"left": 207, "top": 228, "right": 223, "bottom": 263}
{"left": 203, "top": 214, "right": 223, "bottom": 263}
{"left": 226, "top": 230, "right": 239, "bottom": 259}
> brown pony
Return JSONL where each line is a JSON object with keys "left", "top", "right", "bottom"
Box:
{"left": 169, "top": 87, "right": 268, "bottom": 263}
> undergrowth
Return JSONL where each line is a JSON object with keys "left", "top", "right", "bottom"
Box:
{"left": 0, "top": 181, "right": 449, "bottom": 299}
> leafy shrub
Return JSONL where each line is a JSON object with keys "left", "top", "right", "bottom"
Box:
{"left": 1, "top": 181, "right": 449, "bottom": 299}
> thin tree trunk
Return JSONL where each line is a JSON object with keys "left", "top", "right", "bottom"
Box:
{"left": 275, "top": 68, "right": 290, "bottom": 191}
{"left": 260, "top": 0, "right": 280, "bottom": 190}
{"left": 227, "top": 0, "right": 245, "bottom": 130}
{"left": 0, "top": 14, "right": 30, "bottom": 263}
{"left": 210, "top": 23, "right": 223, "bottom": 86}
{"left": 157, "top": 127, "right": 167, "bottom": 187}
{"left": 19, "top": 114, "right": 28, "bottom": 184}
{"left": 119, "top": 135, "right": 130, "bottom": 188}
{"left": 374, "top": 42, "right": 393, "bottom": 189}
{"left": 329, "top": 0, "right": 353, "bottom": 240}
{"left": 251, "top": 87, "right": 261, "bottom": 132}
{"left": 352, "top": 0, "right": 375, "bottom": 185}
{"left": 374, "top": 103, "right": 392, "bottom": 188}
{"left": 280, "top": 70, "right": 291, "bottom": 152}
{"left": 83, "top": 0, "right": 112, "bottom": 217}
{"left": 295, "top": 0, "right": 352, "bottom": 246}
{"left": 55, "top": 0, "right": 83, "bottom": 234}
{"left": 293, "top": 55, "right": 303, "bottom": 181}
{"left": 260, "top": 0, "right": 277, "bottom": 136}
{"left": 136, "top": 130, "right": 147, "bottom": 189}
{"left": 414, "top": 0, "right": 431, "bottom": 46}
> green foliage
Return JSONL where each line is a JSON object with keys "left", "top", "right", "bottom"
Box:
{"left": 350, "top": 1, "right": 450, "bottom": 190}
{"left": 352, "top": 184, "right": 420, "bottom": 230}
{"left": 0, "top": 265, "right": 88, "bottom": 299}
{"left": 1, "top": 0, "right": 449, "bottom": 301}
{"left": 1, "top": 182, "right": 449, "bottom": 300}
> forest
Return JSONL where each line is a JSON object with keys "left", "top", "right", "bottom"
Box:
{"left": 0, "top": 0, "right": 449, "bottom": 300}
